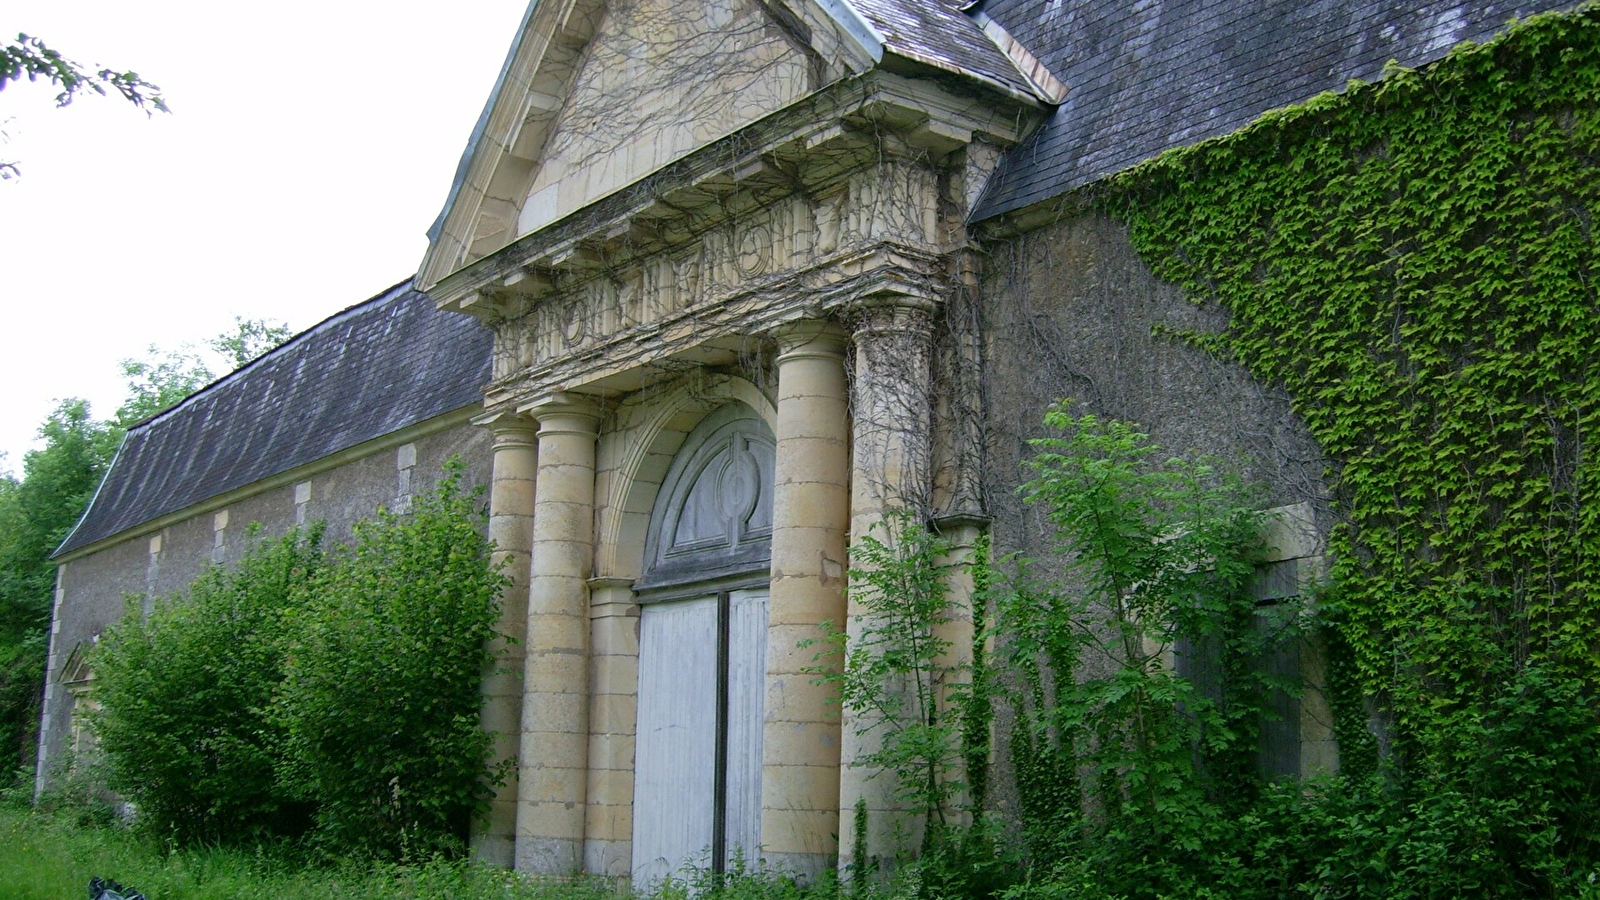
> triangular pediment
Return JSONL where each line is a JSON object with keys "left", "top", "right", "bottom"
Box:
{"left": 419, "top": 0, "right": 881, "bottom": 290}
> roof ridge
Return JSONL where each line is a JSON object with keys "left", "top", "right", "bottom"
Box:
{"left": 125, "top": 278, "right": 418, "bottom": 435}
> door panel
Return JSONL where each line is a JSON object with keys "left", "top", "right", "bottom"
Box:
{"left": 631, "top": 591, "right": 769, "bottom": 885}
{"left": 632, "top": 597, "right": 717, "bottom": 886}
{"left": 724, "top": 590, "right": 768, "bottom": 868}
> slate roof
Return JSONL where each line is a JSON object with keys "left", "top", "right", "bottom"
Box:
{"left": 56, "top": 282, "right": 492, "bottom": 556}
{"left": 973, "top": 0, "right": 1582, "bottom": 220}
{"left": 849, "top": 0, "right": 1041, "bottom": 99}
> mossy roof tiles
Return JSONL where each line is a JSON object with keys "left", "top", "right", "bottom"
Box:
{"left": 56, "top": 281, "right": 491, "bottom": 556}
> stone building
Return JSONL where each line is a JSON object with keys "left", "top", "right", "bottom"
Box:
{"left": 36, "top": 282, "right": 496, "bottom": 792}
{"left": 38, "top": 0, "right": 1581, "bottom": 884}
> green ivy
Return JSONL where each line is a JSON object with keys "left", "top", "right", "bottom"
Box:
{"left": 1101, "top": 4, "right": 1600, "bottom": 889}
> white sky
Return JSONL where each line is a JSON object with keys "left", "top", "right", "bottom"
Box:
{"left": 1, "top": 0, "right": 531, "bottom": 476}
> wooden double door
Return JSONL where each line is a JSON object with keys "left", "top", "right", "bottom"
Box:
{"left": 632, "top": 589, "right": 768, "bottom": 885}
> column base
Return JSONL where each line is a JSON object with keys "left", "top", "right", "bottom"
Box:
{"left": 584, "top": 838, "right": 632, "bottom": 878}
{"left": 760, "top": 851, "right": 836, "bottom": 883}
{"left": 516, "top": 836, "right": 584, "bottom": 875}
{"left": 471, "top": 833, "right": 515, "bottom": 869}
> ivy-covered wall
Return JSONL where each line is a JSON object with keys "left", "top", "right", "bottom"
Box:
{"left": 976, "top": 11, "right": 1600, "bottom": 888}
{"left": 977, "top": 210, "right": 1337, "bottom": 818}
{"left": 1097, "top": 4, "right": 1600, "bottom": 780}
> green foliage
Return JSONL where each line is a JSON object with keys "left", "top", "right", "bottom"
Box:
{"left": 962, "top": 533, "right": 993, "bottom": 817}
{"left": 92, "top": 527, "right": 323, "bottom": 845}
{"left": 115, "top": 346, "right": 215, "bottom": 427}
{"left": 1109, "top": 1, "right": 1600, "bottom": 767}
{"left": 116, "top": 319, "right": 289, "bottom": 426}
{"left": 0, "top": 804, "right": 626, "bottom": 900}
{"left": 0, "top": 401, "right": 117, "bottom": 641}
{"left": 810, "top": 510, "right": 973, "bottom": 855}
{"left": 89, "top": 462, "right": 506, "bottom": 858}
{"left": 987, "top": 410, "right": 1294, "bottom": 893}
{"left": 210, "top": 316, "right": 293, "bottom": 371}
{"left": 0, "top": 33, "right": 167, "bottom": 179}
{"left": 0, "top": 640, "right": 45, "bottom": 774}
{"left": 0, "top": 401, "right": 117, "bottom": 774}
{"left": 1090, "top": 5, "right": 1600, "bottom": 893}
{"left": 0, "top": 34, "right": 166, "bottom": 111}
{"left": 276, "top": 460, "right": 508, "bottom": 858}
{"left": 0, "top": 320, "right": 291, "bottom": 786}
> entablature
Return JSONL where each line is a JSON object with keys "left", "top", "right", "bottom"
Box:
{"left": 437, "top": 70, "right": 1040, "bottom": 416}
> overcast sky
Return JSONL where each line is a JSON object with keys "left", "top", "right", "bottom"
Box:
{"left": 1, "top": 0, "right": 530, "bottom": 476}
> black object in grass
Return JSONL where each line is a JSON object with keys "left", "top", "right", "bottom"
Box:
{"left": 89, "top": 876, "right": 146, "bottom": 900}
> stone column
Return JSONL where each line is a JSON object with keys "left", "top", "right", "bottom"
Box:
{"left": 476, "top": 412, "right": 540, "bottom": 867}
{"left": 762, "top": 320, "right": 851, "bottom": 877}
{"left": 584, "top": 576, "right": 640, "bottom": 878}
{"left": 931, "top": 513, "right": 987, "bottom": 827}
{"left": 839, "top": 300, "right": 935, "bottom": 871}
{"left": 516, "top": 393, "right": 603, "bottom": 874}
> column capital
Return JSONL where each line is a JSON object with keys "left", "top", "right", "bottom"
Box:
{"left": 771, "top": 319, "right": 849, "bottom": 363}
{"left": 519, "top": 392, "right": 604, "bottom": 436}
{"left": 476, "top": 411, "right": 540, "bottom": 446}
{"left": 849, "top": 297, "right": 935, "bottom": 343}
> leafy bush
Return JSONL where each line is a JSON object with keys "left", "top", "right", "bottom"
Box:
{"left": 812, "top": 511, "right": 969, "bottom": 840}
{"left": 276, "top": 461, "right": 508, "bottom": 857}
{"left": 91, "top": 461, "right": 507, "bottom": 858}
{"left": 0, "top": 638, "right": 45, "bottom": 777}
{"left": 993, "top": 410, "right": 1289, "bottom": 855}
{"left": 978, "top": 411, "right": 1600, "bottom": 898}
{"left": 92, "top": 526, "right": 322, "bottom": 844}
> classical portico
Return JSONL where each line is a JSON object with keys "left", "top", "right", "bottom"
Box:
{"left": 415, "top": 0, "right": 1058, "bottom": 877}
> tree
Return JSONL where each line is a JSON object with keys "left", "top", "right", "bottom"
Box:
{"left": 0, "top": 319, "right": 288, "bottom": 778}
{"left": 0, "top": 401, "right": 117, "bottom": 775}
{"left": 1, "top": 33, "right": 167, "bottom": 178}
{"left": 114, "top": 346, "right": 215, "bottom": 428}
{"left": 115, "top": 318, "right": 290, "bottom": 426}
{"left": 0, "top": 401, "right": 118, "bottom": 642}
{"left": 210, "top": 316, "right": 293, "bottom": 371}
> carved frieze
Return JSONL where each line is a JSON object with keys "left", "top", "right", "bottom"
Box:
{"left": 489, "top": 157, "right": 949, "bottom": 390}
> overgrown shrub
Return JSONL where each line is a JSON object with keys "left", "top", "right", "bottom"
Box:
{"left": 91, "top": 460, "right": 507, "bottom": 858}
{"left": 0, "top": 638, "right": 45, "bottom": 777}
{"left": 92, "top": 526, "right": 323, "bottom": 844}
{"left": 812, "top": 511, "right": 968, "bottom": 840}
{"left": 984, "top": 409, "right": 1300, "bottom": 898}
{"left": 275, "top": 461, "right": 508, "bottom": 858}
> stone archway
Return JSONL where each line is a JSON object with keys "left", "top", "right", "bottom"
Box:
{"left": 628, "top": 401, "right": 775, "bottom": 886}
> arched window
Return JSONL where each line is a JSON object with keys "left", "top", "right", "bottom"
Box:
{"left": 635, "top": 402, "right": 775, "bottom": 598}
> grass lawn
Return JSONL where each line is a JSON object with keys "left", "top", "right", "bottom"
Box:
{"left": 0, "top": 805, "right": 627, "bottom": 900}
